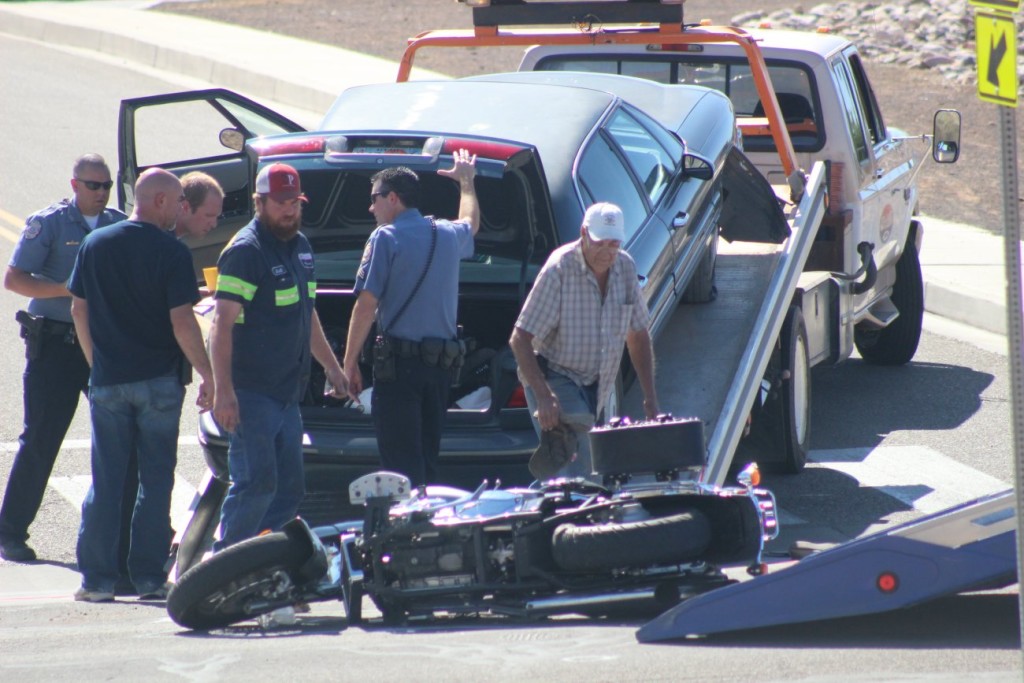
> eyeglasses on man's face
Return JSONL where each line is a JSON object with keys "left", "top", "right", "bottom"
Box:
{"left": 370, "top": 189, "right": 392, "bottom": 202}
{"left": 75, "top": 178, "right": 114, "bottom": 191}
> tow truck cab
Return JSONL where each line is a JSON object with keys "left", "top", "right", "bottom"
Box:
{"left": 517, "top": 22, "right": 961, "bottom": 367}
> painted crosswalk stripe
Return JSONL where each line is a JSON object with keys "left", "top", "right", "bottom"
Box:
{"left": 47, "top": 475, "right": 199, "bottom": 535}
{"left": 0, "top": 435, "right": 201, "bottom": 453}
{"left": 810, "top": 445, "right": 1008, "bottom": 514}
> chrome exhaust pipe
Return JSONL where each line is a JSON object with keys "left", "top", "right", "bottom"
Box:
{"left": 518, "top": 587, "right": 673, "bottom": 616}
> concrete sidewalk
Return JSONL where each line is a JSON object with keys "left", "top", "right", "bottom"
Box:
{"left": 0, "top": 0, "right": 1016, "bottom": 336}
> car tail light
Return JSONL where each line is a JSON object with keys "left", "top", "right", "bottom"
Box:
{"left": 441, "top": 138, "right": 527, "bottom": 161}
{"left": 505, "top": 385, "right": 528, "bottom": 409}
{"left": 250, "top": 136, "right": 327, "bottom": 157}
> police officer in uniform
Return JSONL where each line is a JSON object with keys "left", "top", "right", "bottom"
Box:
{"left": 0, "top": 154, "right": 134, "bottom": 563}
{"left": 343, "top": 151, "right": 479, "bottom": 485}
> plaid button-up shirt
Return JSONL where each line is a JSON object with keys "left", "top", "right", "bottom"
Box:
{"left": 515, "top": 240, "right": 649, "bottom": 411}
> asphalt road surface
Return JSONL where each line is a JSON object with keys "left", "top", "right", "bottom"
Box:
{"left": 0, "top": 32, "right": 1019, "bottom": 683}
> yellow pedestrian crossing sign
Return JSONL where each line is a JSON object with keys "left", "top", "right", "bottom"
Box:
{"left": 976, "top": 11, "right": 1019, "bottom": 107}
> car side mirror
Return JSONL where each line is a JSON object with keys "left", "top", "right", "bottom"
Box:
{"left": 682, "top": 153, "right": 714, "bottom": 180}
{"left": 220, "top": 128, "right": 246, "bottom": 152}
{"left": 932, "top": 109, "right": 961, "bottom": 164}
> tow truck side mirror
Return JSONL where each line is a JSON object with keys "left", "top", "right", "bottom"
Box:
{"left": 932, "top": 109, "right": 961, "bottom": 164}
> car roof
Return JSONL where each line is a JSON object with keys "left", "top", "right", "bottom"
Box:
{"left": 463, "top": 71, "right": 725, "bottom": 135}
{"left": 318, "top": 79, "right": 616, "bottom": 189}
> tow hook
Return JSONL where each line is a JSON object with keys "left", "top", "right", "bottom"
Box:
{"left": 831, "top": 241, "right": 877, "bottom": 294}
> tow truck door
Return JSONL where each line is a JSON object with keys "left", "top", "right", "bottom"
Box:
{"left": 117, "top": 88, "right": 306, "bottom": 273}
{"left": 831, "top": 51, "right": 913, "bottom": 273}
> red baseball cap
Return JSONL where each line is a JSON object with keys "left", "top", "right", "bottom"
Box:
{"left": 255, "top": 163, "right": 307, "bottom": 202}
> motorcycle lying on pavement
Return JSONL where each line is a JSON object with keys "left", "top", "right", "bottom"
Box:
{"left": 167, "top": 417, "right": 779, "bottom": 631}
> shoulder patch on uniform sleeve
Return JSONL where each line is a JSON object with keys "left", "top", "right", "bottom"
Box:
{"left": 357, "top": 238, "right": 373, "bottom": 281}
{"left": 23, "top": 219, "right": 42, "bottom": 240}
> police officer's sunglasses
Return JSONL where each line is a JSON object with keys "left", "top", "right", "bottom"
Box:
{"left": 75, "top": 178, "right": 114, "bottom": 191}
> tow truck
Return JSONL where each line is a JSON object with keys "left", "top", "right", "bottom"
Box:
{"left": 395, "top": 0, "right": 962, "bottom": 484}
{"left": 389, "top": 1, "right": 1022, "bottom": 639}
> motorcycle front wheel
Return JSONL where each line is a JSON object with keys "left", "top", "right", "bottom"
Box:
{"left": 167, "top": 531, "right": 310, "bottom": 630}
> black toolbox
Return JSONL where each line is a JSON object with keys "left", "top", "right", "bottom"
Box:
{"left": 590, "top": 415, "right": 705, "bottom": 477}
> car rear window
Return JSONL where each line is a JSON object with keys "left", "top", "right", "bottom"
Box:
{"left": 300, "top": 167, "right": 550, "bottom": 286}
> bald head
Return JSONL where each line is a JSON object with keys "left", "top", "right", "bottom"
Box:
{"left": 131, "top": 168, "right": 183, "bottom": 231}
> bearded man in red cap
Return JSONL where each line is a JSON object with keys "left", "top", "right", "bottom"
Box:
{"left": 209, "top": 163, "right": 347, "bottom": 550}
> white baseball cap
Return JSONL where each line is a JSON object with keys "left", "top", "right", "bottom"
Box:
{"left": 582, "top": 202, "right": 625, "bottom": 242}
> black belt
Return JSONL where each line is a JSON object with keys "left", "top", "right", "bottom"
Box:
{"left": 385, "top": 335, "right": 465, "bottom": 368}
{"left": 41, "top": 318, "right": 74, "bottom": 336}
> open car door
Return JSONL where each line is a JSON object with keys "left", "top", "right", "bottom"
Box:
{"left": 117, "top": 88, "right": 306, "bottom": 273}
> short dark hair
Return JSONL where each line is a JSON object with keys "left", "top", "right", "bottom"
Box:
{"left": 180, "top": 171, "right": 224, "bottom": 211}
{"left": 371, "top": 167, "right": 420, "bottom": 208}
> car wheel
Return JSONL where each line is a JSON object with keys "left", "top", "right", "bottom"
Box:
{"left": 551, "top": 509, "right": 712, "bottom": 572}
{"left": 681, "top": 232, "right": 718, "bottom": 304}
{"left": 854, "top": 231, "right": 924, "bottom": 365}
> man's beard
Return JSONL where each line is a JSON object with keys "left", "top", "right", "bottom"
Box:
{"left": 265, "top": 213, "right": 301, "bottom": 241}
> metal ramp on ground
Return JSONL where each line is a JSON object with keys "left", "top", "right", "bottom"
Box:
{"left": 636, "top": 489, "right": 1018, "bottom": 641}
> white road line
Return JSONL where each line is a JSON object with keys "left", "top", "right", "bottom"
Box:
{"left": 810, "top": 445, "right": 1008, "bottom": 514}
{"left": 48, "top": 475, "right": 200, "bottom": 534}
{"left": 0, "top": 435, "right": 201, "bottom": 453}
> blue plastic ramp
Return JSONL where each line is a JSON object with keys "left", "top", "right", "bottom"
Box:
{"left": 637, "top": 489, "right": 1018, "bottom": 642}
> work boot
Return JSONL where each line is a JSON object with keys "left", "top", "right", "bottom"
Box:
{"left": 0, "top": 539, "right": 37, "bottom": 562}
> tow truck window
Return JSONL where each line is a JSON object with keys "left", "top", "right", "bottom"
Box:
{"left": 846, "top": 51, "right": 887, "bottom": 147}
{"left": 832, "top": 57, "right": 870, "bottom": 164}
{"left": 536, "top": 56, "right": 822, "bottom": 152}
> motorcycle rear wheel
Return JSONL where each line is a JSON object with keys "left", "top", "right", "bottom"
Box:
{"left": 167, "top": 531, "right": 310, "bottom": 630}
{"left": 551, "top": 509, "right": 712, "bottom": 572}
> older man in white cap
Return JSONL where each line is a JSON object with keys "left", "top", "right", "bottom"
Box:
{"left": 510, "top": 202, "right": 659, "bottom": 481}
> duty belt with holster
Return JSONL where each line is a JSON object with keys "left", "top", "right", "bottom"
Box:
{"left": 375, "top": 335, "right": 466, "bottom": 373}
{"left": 16, "top": 310, "right": 76, "bottom": 360}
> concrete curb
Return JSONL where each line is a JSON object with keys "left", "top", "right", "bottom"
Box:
{"left": 0, "top": 1, "right": 448, "bottom": 116}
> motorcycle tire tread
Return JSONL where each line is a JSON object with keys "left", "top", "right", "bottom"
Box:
{"left": 167, "top": 531, "right": 310, "bottom": 630}
{"left": 551, "top": 509, "right": 712, "bottom": 572}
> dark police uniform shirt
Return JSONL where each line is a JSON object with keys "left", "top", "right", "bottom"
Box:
{"left": 10, "top": 198, "right": 126, "bottom": 323}
{"left": 355, "top": 208, "right": 473, "bottom": 341}
{"left": 214, "top": 218, "right": 316, "bottom": 404}
{"left": 67, "top": 220, "right": 198, "bottom": 387}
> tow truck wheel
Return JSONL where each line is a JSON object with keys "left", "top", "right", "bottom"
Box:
{"left": 779, "top": 306, "right": 811, "bottom": 473}
{"left": 854, "top": 233, "right": 924, "bottom": 365}
{"left": 757, "top": 305, "right": 810, "bottom": 474}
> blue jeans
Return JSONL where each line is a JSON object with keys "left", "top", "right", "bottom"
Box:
{"left": 76, "top": 376, "right": 183, "bottom": 593}
{"left": 216, "top": 390, "right": 304, "bottom": 550}
{"left": 524, "top": 369, "right": 598, "bottom": 481}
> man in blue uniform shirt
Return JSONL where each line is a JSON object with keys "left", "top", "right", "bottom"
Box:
{"left": 211, "top": 163, "right": 347, "bottom": 550}
{"left": 342, "top": 150, "right": 479, "bottom": 485}
{"left": 0, "top": 154, "right": 134, "bottom": 564}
